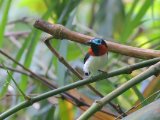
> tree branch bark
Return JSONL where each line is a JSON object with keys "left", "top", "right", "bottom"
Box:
{"left": 34, "top": 19, "right": 160, "bottom": 59}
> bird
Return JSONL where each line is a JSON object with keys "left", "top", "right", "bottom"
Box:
{"left": 83, "top": 38, "right": 108, "bottom": 76}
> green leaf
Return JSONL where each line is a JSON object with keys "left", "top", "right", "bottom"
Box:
{"left": 122, "top": 99, "right": 160, "bottom": 120}
{"left": 67, "top": 43, "right": 82, "bottom": 61}
{"left": 0, "top": 31, "right": 33, "bottom": 97}
{"left": 120, "top": 0, "right": 152, "bottom": 43}
{"left": 0, "top": 0, "right": 4, "bottom": 8}
{"left": 19, "top": 0, "right": 46, "bottom": 13}
{"left": 124, "top": 75, "right": 147, "bottom": 106}
{"left": 0, "top": 0, "right": 12, "bottom": 47}
{"left": 20, "top": 2, "right": 56, "bottom": 93}
{"left": 20, "top": 29, "right": 41, "bottom": 91}
{"left": 58, "top": 99, "right": 73, "bottom": 120}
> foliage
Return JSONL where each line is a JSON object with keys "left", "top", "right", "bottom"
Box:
{"left": 0, "top": 0, "right": 160, "bottom": 119}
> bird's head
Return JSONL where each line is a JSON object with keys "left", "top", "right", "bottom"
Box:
{"left": 86, "top": 38, "right": 108, "bottom": 56}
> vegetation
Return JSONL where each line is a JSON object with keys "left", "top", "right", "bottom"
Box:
{"left": 0, "top": 0, "right": 160, "bottom": 120}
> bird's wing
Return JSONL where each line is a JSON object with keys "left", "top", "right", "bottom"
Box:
{"left": 84, "top": 53, "right": 90, "bottom": 64}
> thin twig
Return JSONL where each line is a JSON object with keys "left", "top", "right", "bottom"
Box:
{"left": 5, "top": 31, "right": 30, "bottom": 37}
{"left": 0, "top": 64, "right": 32, "bottom": 77}
{"left": 115, "top": 89, "right": 160, "bottom": 120}
{"left": 8, "top": 36, "right": 21, "bottom": 48}
{"left": 0, "top": 58, "right": 160, "bottom": 119}
{"left": 8, "top": 17, "right": 30, "bottom": 25}
{"left": 0, "top": 49, "right": 90, "bottom": 108}
{"left": 44, "top": 37, "right": 125, "bottom": 114}
{"left": 77, "top": 62, "right": 160, "bottom": 120}
{"left": 1, "top": 63, "right": 106, "bottom": 112}
{"left": 2, "top": 64, "right": 30, "bottom": 100}
{"left": 44, "top": 0, "right": 80, "bottom": 76}
{"left": 44, "top": 37, "right": 104, "bottom": 97}
{"left": 0, "top": 49, "right": 56, "bottom": 88}
{"left": 0, "top": 49, "right": 115, "bottom": 117}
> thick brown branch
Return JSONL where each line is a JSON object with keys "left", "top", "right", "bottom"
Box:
{"left": 34, "top": 19, "right": 160, "bottom": 59}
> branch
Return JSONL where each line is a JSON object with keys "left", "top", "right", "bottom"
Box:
{"left": 44, "top": 37, "right": 123, "bottom": 114}
{"left": 0, "top": 49, "right": 90, "bottom": 109}
{"left": 0, "top": 49, "right": 117, "bottom": 118}
{"left": 5, "top": 31, "right": 29, "bottom": 37}
{"left": 44, "top": 37, "right": 103, "bottom": 97}
{"left": 8, "top": 17, "right": 31, "bottom": 25}
{"left": 34, "top": 19, "right": 160, "bottom": 59}
{"left": 5, "top": 68, "right": 30, "bottom": 100}
{"left": 115, "top": 89, "right": 160, "bottom": 119}
{"left": 0, "top": 57, "right": 160, "bottom": 119}
{"left": 77, "top": 62, "right": 160, "bottom": 120}
{"left": 0, "top": 64, "right": 30, "bottom": 77}
{"left": 0, "top": 60, "right": 116, "bottom": 118}
{"left": 0, "top": 49, "right": 56, "bottom": 89}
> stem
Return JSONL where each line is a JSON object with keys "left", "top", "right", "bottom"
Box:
{"left": 0, "top": 64, "right": 30, "bottom": 76}
{"left": 77, "top": 62, "right": 160, "bottom": 120}
{"left": 45, "top": 38, "right": 104, "bottom": 97}
{"left": 0, "top": 58, "right": 160, "bottom": 119}
{"left": 0, "top": 49, "right": 57, "bottom": 89}
{"left": 34, "top": 19, "right": 160, "bottom": 59}
{"left": 0, "top": 49, "right": 89, "bottom": 108}
{"left": 45, "top": 37, "right": 126, "bottom": 114}
{"left": 0, "top": 0, "right": 12, "bottom": 46}
{"left": 6, "top": 70, "right": 30, "bottom": 100}
{"left": 0, "top": 63, "right": 29, "bottom": 100}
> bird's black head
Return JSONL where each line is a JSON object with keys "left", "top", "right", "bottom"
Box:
{"left": 86, "top": 38, "right": 108, "bottom": 56}
{"left": 86, "top": 38, "right": 107, "bottom": 46}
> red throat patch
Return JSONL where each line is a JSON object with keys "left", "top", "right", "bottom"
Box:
{"left": 88, "top": 48, "right": 95, "bottom": 56}
{"left": 98, "top": 45, "right": 108, "bottom": 56}
{"left": 88, "top": 45, "right": 108, "bottom": 56}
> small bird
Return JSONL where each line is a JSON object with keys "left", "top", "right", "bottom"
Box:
{"left": 83, "top": 38, "right": 108, "bottom": 76}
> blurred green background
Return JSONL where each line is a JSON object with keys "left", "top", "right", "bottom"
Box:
{"left": 0, "top": 0, "right": 160, "bottom": 120}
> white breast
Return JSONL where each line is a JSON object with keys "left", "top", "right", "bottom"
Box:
{"left": 83, "top": 53, "right": 108, "bottom": 75}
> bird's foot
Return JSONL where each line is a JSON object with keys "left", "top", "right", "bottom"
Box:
{"left": 84, "top": 71, "right": 90, "bottom": 77}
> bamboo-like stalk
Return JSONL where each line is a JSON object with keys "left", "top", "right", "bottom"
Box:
{"left": 0, "top": 58, "right": 160, "bottom": 119}
{"left": 45, "top": 38, "right": 104, "bottom": 97}
{"left": 44, "top": 37, "right": 124, "bottom": 114}
{"left": 0, "top": 49, "right": 57, "bottom": 89}
{"left": 0, "top": 49, "right": 89, "bottom": 108}
{"left": 77, "top": 62, "right": 160, "bottom": 120}
{"left": 34, "top": 19, "right": 160, "bottom": 59}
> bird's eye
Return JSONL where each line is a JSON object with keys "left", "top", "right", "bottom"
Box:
{"left": 97, "top": 40, "right": 101, "bottom": 43}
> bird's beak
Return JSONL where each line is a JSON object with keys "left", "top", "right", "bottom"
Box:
{"left": 86, "top": 41, "right": 92, "bottom": 45}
